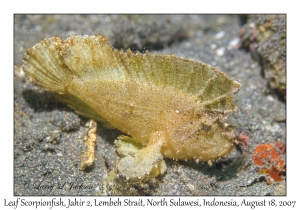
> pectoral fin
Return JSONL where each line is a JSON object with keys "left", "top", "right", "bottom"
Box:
{"left": 115, "top": 135, "right": 143, "bottom": 156}
{"left": 116, "top": 140, "right": 166, "bottom": 178}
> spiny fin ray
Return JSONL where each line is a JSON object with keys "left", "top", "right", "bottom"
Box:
{"left": 22, "top": 37, "right": 72, "bottom": 93}
{"left": 59, "top": 35, "right": 240, "bottom": 98}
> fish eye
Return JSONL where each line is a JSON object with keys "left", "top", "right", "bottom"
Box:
{"left": 201, "top": 124, "right": 211, "bottom": 132}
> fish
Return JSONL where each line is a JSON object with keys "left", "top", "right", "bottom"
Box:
{"left": 22, "top": 35, "right": 241, "bottom": 178}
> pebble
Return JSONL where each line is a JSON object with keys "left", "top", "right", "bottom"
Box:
{"left": 216, "top": 47, "right": 225, "bottom": 57}
{"left": 210, "top": 44, "right": 217, "bottom": 49}
{"left": 228, "top": 37, "right": 240, "bottom": 49}
{"left": 215, "top": 31, "right": 225, "bottom": 39}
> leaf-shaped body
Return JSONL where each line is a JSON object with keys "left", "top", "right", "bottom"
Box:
{"left": 22, "top": 35, "right": 241, "bottom": 175}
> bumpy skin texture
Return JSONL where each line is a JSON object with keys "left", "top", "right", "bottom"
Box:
{"left": 22, "top": 35, "right": 241, "bottom": 178}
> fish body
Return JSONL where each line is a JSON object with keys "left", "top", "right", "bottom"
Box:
{"left": 22, "top": 35, "right": 240, "bottom": 178}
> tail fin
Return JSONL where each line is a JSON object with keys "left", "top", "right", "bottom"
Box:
{"left": 22, "top": 37, "right": 72, "bottom": 94}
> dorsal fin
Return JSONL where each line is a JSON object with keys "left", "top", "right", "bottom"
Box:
{"left": 61, "top": 35, "right": 240, "bottom": 113}
{"left": 24, "top": 35, "right": 240, "bottom": 115}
